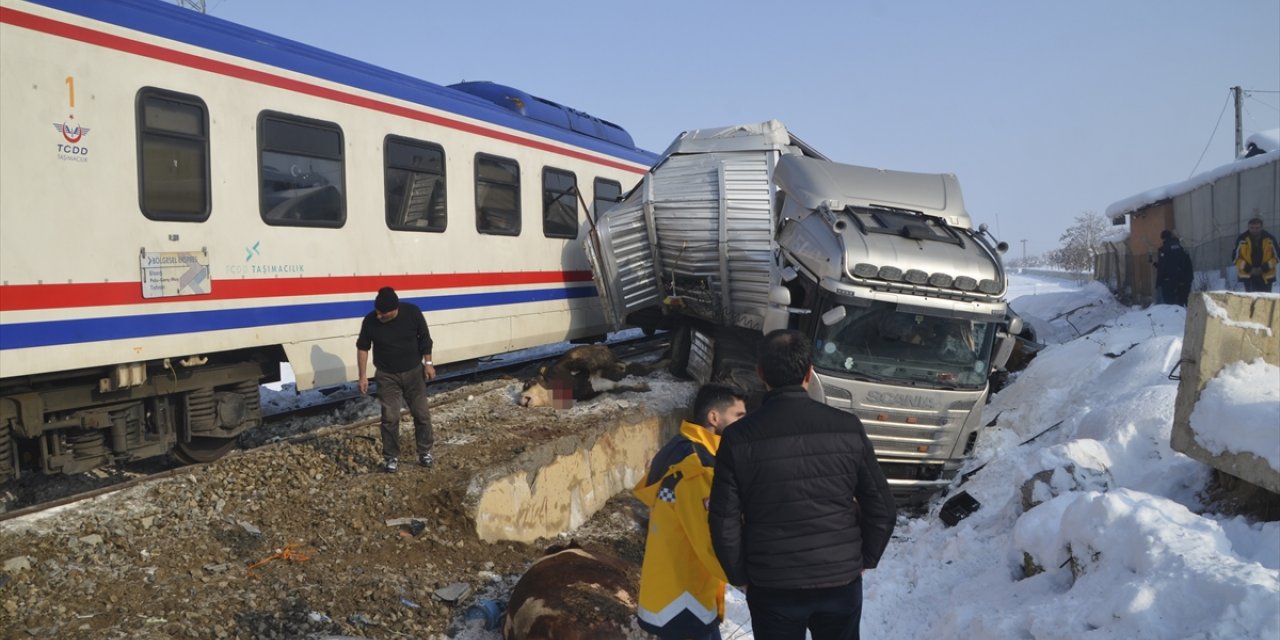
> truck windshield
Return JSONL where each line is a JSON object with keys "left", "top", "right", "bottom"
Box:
{"left": 813, "top": 303, "right": 997, "bottom": 389}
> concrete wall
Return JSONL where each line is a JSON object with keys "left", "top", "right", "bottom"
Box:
{"left": 1171, "top": 292, "right": 1280, "bottom": 493}
{"left": 467, "top": 409, "right": 684, "bottom": 543}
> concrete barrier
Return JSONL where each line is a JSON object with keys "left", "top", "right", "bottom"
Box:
{"left": 467, "top": 408, "right": 684, "bottom": 543}
{"left": 1171, "top": 292, "right": 1280, "bottom": 494}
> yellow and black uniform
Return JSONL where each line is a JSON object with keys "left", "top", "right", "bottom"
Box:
{"left": 1235, "top": 230, "right": 1278, "bottom": 292}
{"left": 633, "top": 421, "right": 727, "bottom": 639}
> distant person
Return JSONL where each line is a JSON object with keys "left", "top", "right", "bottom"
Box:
{"left": 1154, "top": 230, "right": 1193, "bottom": 306}
{"left": 1234, "top": 217, "right": 1277, "bottom": 293}
{"left": 709, "top": 329, "right": 896, "bottom": 640}
{"left": 356, "top": 286, "right": 436, "bottom": 473}
{"left": 633, "top": 384, "right": 747, "bottom": 640}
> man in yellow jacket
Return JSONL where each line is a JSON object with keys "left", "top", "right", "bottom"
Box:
{"left": 1235, "top": 217, "right": 1278, "bottom": 293}
{"left": 634, "top": 384, "right": 747, "bottom": 639}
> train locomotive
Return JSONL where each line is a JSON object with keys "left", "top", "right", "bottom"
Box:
{"left": 0, "top": 0, "right": 657, "bottom": 480}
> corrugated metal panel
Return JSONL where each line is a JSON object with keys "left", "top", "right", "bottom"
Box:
{"left": 585, "top": 192, "right": 661, "bottom": 328}
{"left": 646, "top": 151, "right": 777, "bottom": 328}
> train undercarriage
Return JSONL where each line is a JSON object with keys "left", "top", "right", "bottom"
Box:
{"left": 0, "top": 352, "right": 275, "bottom": 482}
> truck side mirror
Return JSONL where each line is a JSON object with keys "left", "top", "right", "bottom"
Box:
{"left": 1007, "top": 315, "right": 1023, "bottom": 335}
{"left": 821, "top": 306, "right": 846, "bottom": 326}
{"left": 768, "top": 285, "right": 792, "bottom": 306}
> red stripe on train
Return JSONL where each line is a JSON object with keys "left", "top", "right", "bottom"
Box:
{"left": 0, "top": 7, "right": 646, "bottom": 174}
{"left": 0, "top": 270, "right": 595, "bottom": 312}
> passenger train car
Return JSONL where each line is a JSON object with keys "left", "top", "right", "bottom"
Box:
{"left": 0, "top": 0, "right": 658, "bottom": 480}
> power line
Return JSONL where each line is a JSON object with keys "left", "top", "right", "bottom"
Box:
{"left": 1188, "top": 89, "right": 1232, "bottom": 178}
{"left": 1245, "top": 95, "right": 1279, "bottom": 114}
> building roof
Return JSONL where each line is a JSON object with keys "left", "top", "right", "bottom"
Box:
{"left": 1106, "top": 129, "right": 1279, "bottom": 218}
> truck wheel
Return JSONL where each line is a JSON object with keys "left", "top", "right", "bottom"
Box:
{"left": 667, "top": 324, "right": 693, "bottom": 379}
{"left": 712, "top": 329, "right": 765, "bottom": 402}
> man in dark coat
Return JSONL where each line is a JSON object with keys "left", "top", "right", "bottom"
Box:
{"left": 356, "top": 286, "right": 436, "bottom": 472}
{"left": 709, "top": 329, "right": 896, "bottom": 640}
{"left": 1154, "top": 230, "right": 1193, "bottom": 306}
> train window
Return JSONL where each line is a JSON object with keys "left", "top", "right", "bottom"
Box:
{"left": 593, "top": 178, "right": 622, "bottom": 219}
{"left": 475, "top": 153, "right": 520, "bottom": 236}
{"left": 258, "top": 112, "right": 345, "bottom": 227}
{"left": 137, "top": 88, "right": 210, "bottom": 221}
{"left": 542, "top": 167, "right": 578, "bottom": 238}
{"left": 385, "top": 136, "right": 446, "bottom": 232}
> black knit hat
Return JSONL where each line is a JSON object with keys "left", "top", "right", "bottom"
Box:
{"left": 374, "top": 287, "right": 399, "bottom": 313}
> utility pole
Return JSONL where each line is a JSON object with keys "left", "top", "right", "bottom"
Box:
{"left": 1232, "top": 86, "right": 1244, "bottom": 158}
{"left": 1021, "top": 239, "right": 1027, "bottom": 265}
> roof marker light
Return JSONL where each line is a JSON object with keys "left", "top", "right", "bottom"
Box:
{"left": 928, "top": 273, "right": 954, "bottom": 288}
{"left": 852, "top": 263, "right": 879, "bottom": 278}
{"left": 878, "top": 266, "right": 903, "bottom": 281}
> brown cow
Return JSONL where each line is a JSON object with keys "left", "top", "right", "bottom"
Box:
{"left": 518, "top": 345, "right": 651, "bottom": 409}
{"left": 503, "top": 540, "right": 640, "bottom": 640}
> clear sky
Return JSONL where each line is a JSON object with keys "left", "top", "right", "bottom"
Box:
{"left": 206, "top": 0, "right": 1279, "bottom": 257}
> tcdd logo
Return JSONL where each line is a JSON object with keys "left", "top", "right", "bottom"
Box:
{"left": 52, "top": 117, "right": 91, "bottom": 144}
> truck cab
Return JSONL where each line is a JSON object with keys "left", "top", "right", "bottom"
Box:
{"left": 586, "top": 121, "right": 1018, "bottom": 503}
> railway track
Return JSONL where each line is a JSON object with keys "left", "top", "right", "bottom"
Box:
{"left": 0, "top": 334, "right": 669, "bottom": 522}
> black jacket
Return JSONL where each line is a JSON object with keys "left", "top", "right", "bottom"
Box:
{"left": 1154, "top": 238, "right": 1193, "bottom": 287}
{"left": 355, "top": 302, "right": 432, "bottom": 373}
{"left": 708, "top": 386, "right": 896, "bottom": 589}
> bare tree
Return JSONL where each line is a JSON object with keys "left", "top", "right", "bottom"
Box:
{"left": 1051, "top": 211, "right": 1109, "bottom": 273}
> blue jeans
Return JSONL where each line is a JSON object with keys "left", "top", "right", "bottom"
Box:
{"left": 746, "top": 577, "right": 862, "bottom": 640}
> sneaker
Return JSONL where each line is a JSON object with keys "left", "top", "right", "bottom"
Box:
{"left": 419, "top": 452, "right": 434, "bottom": 468}
{"left": 384, "top": 457, "right": 399, "bottom": 473}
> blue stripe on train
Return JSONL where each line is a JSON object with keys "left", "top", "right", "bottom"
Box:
{"left": 0, "top": 286, "right": 597, "bottom": 350}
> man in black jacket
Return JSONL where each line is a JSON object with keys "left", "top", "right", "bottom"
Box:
{"left": 1154, "top": 230, "right": 1193, "bottom": 306}
{"left": 709, "top": 329, "right": 896, "bottom": 640}
{"left": 356, "top": 286, "right": 437, "bottom": 473}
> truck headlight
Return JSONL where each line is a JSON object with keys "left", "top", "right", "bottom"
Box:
{"left": 954, "top": 276, "right": 978, "bottom": 291}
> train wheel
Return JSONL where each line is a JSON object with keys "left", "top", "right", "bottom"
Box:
{"left": 174, "top": 436, "right": 238, "bottom": 464}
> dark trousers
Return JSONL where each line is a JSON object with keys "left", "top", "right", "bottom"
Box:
{"left": 653, "top": 625, "right": 723, "bottom": 640}
{"left": 375, "top": 366, "right": 432, "bottom": 459}
{"left": 1243, "top": 276, "right": 1275, "bottom": 293}
{"left": 746, "top": 577, "right": 862, "bottom": 640}
{"left": 1160, "top": 282, "right": 1190, "bottom": 306}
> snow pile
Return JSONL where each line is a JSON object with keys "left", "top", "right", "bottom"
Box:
{"left": 1190, "top": 359, "right": 1280, "bottom": 472}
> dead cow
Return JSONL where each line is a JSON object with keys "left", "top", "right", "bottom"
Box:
{"left": 503, "top": 540, "right": 640, "bottom": 640}
{"left": 519, "top": 345, "right": 650, "bottom": 408}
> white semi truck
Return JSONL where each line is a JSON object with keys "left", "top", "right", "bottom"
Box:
{"left": 586, "top": 121, "right": 1022, "bottom": 503}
